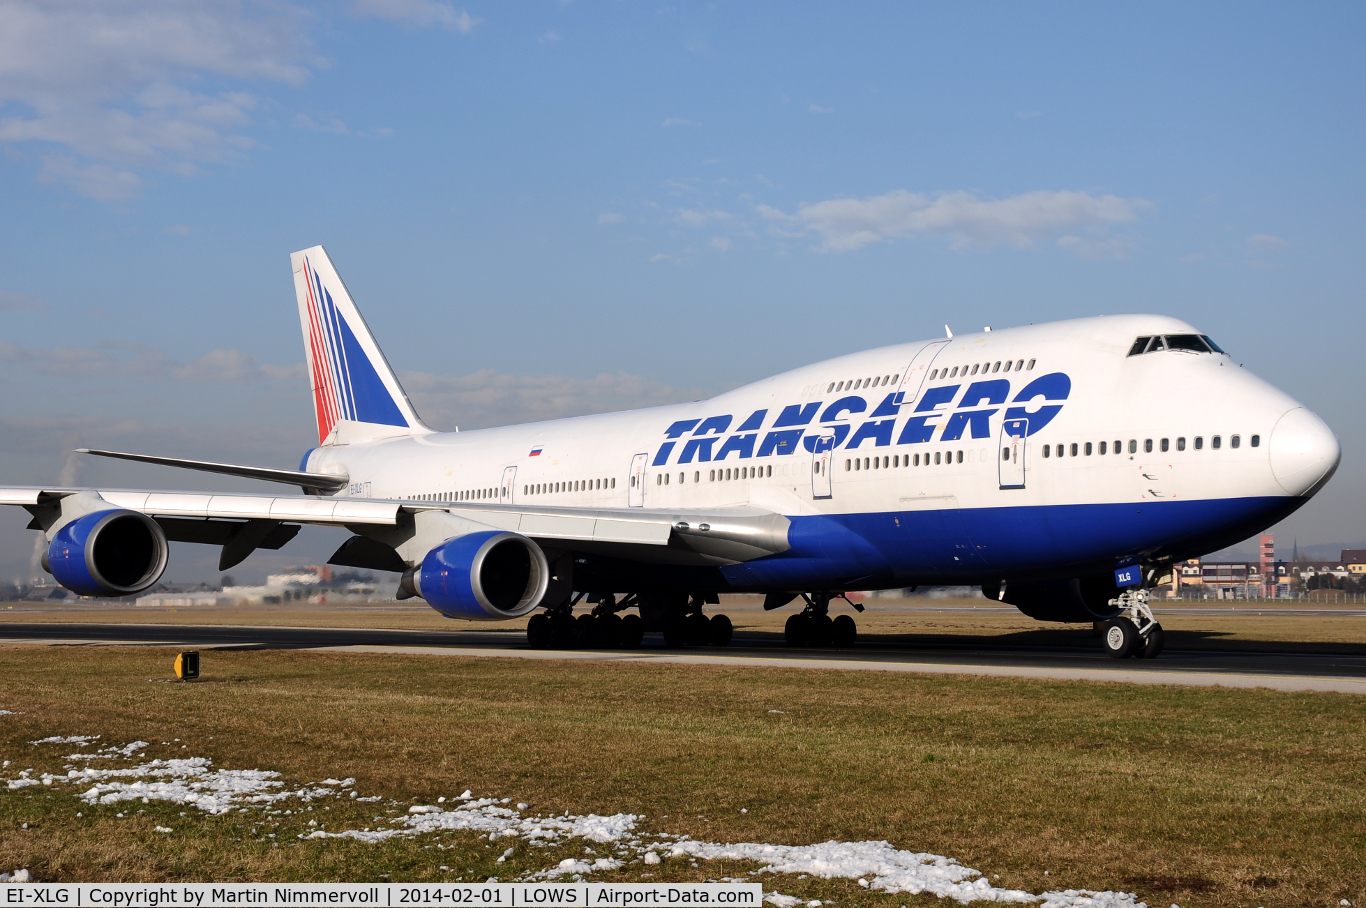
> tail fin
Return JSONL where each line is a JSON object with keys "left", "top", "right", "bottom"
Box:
{"left": 291, "top": 245, "right": 431, "bottom": 446}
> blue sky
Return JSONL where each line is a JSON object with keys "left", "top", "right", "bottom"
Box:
{"left": 1, "top": 1, "right": 1363, "bottom": 582}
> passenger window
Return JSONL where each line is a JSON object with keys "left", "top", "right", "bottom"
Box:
{"left": 678, "top": 472, "right": 684, "bottom": 484}
{"left": 1177, "top": 437, "right": 1186, "bottom": 451}
{"left": 950, "top": 367, "right": 958, "bottom": 377}
{"left": 1212, "top": 435, "right": 1222, "bottom": 449}
{"left": 929, "top": 369, "right": 937, "bottom": 380}
{"left": 935, "top": 452, "right": 942, "bottom": 464}
{"left": 611, "top": 478, "right": 616, "bottom": 488}
{"left": 1128, "top": 337, "right": 1151, "bottom": 356}
{"left": 1144, "top": 439, "right": 1153, "bottom": 453}
{"left": 1160, "top": 438, "right": 1169, "bottom": 452}
{"left": 1022, "top": 359, "right": 1030, "bottom": 370}
{"left": 1231, "top": 435, "right": 1240, "bottom": 448}
{"left": 1002, "top": 360, "right": 1011, "bottom": 372}
{"left": 971, "top": 364, "right": 980, "bottom": 375}
{"left": 1042, "top": 445, "right": 1050, "bottom": 458}
{"left": 1195, "top": 437, "right": 1204, "bottom": 450}
{"left": 766, "top": 465, "right": 772, "bottom": 477}
{"left": 862, "top": 457, "right": 869, "bottom": 470}
{"left": 845, "top": 460, "right": 851, "bottom": 472}
{"left": 1128, "top": 440, "right": 1137, "bottom": 454}
{"left": 1002, "top": 449, "right": 1010, "bottom": 461}
{"left": 1251, "top": 434, "right": 1260, "bottom": 447}
{"left": 891, "top": 374, "right": 899, "bottom": 383}
{"left": 1070, "top": 443, "right": 1078, "bottom": 457}
{"left": 827, "top": 382, "right": 835, "bottom": 392}
{"left": 1056, "top": 444, "right": 1064, "bottom": 458}
{"left": 1114, "top": 439, "right": 1121, "bottom": 454}
{"left": 710, "top": 469, "right": 716, "bottom": 481}
{"left": 1085, "top": 442, "right": 1092, "bottom": 456}
{"left": 893, "top": 455, "right": 899, "bottom": 467}
{"left": 1099, "top": 441, "right": 1106, "bottom": 454}
{"left": 956, "top": 450, "right": 963, "bottom": 463}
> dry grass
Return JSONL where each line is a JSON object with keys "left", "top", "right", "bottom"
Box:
{"left": 1, "top": 645, "right": 1363, "bottom": 907}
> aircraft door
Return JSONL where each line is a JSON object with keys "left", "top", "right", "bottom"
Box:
{"left": 628, "top": 453, "right": 648, "bottom": 507}
{"left": 999, "top": 419, "right": 1027, "bottom": 489}
{"left": 500, "top": 466, "right": 517, "bottom": 504}
{"left": 893, "top": 340, "right": 950, "bottom": 407}
{"left": 811, "top": 434, "right": 834, "bottom": 500}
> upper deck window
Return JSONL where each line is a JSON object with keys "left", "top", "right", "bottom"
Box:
{"left": 1128, "top": 334, "right": 1226, "bottom": 356}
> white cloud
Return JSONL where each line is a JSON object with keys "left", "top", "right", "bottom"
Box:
{"left": 760, "top": 189, "right": 1148, "bottom": 253}
{"left": 597, "top": 212, "right": 624, "bottom": 225}
{"left": 0, "top": 0, "right": 313, "bottom": 198}
{"left": 708, "top": 237, "right": 732, "bottom": 253}
{"left": 674, "top": 208, "right": 732, "bottom": 227}
{"left": 649, "top": 253, "right": 682, "bottom": 264}
{"left": 292, "top": 113, "right": 351, "bottom": 136}
{"left": 662, "top": 118, "right": 700, "bottom": 128}
{"left": 1179, "top": 252, "right": 1207, "bottom": 264}
{"left": 808, "top": 105, "right": 834, "bottom": 114}
{"left": 0, "top": 291, "right": 44, "bottom": 312}
{"left": 538, "top": 30, "right": 561, "bottom": 44}
{"left": 1247, "top": 234, "right": 1288, "bottom": 252}
{"left": 350, "top": 0, "right": 480, "bottom": 32}
{"left": 0, "top": 340, "right": 303, "bottom": 383}
{"left": 402, "top": 369, "right": 705, "bottom": 431}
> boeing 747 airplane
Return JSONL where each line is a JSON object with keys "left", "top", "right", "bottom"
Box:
{"left": 2, "top": 246, "right": 1341, "bottom": 658}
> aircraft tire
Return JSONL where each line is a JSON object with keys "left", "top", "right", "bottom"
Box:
{"left": 1102, "top": 617, "right": 1139, "bottom": 659}
{"left": 1140, "top": 623, "right": 1165, "bottom": 659}
{"left": 619, "top": 613, "right": 645, "bottom": 648}
{"left": 831, "top": 614, "right": 857, "bottom": 648}
{"left": 662, "top": 613, "right": 689, "bottom": 648}
{"left": 686, "top": 612, "right": 711, "bottom": 646}
{"left": 598, "top": 613, "right": 623, "bottom": 648}
{"left": 526, "top": 613, "right": 551, "bottom": 649}
{"left": 576, "top": 613, "right": 598, "bottom": 647}
{"left": 808, "top": 614, "right": 835, "bottom": 647}
{"left": 784, "top": 614, "right": 807, "bottom": 647}
{"left": 549, "top": 613, "right": 577, "bottom": 648}
{"left": 709, "top": 614, "right": 733, "bottom": 647}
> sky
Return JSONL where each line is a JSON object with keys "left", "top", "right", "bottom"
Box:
{"left": 0, "top": 1, "right": 1363, "bottom": 583}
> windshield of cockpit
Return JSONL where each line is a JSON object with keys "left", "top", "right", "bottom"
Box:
{"left": 1127, "top": 334, "right": 1226, "bottom": 356}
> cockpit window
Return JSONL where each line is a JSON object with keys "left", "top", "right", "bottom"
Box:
{"left": 1128, "top": 334, "right": 1227, "bottom": 356}
{"left": 1165, "top": 334, "right": 1209, "bottom": 353}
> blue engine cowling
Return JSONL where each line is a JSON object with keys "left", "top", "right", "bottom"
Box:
{"left": 415, "top": 530, "right": 550, "bottom": 619}
{"left": 47, "top": 509, "right": 169, "bottom": 597}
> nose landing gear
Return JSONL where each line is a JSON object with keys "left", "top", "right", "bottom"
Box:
{"left": 1101, "top": 588, "right": 1164, "bottom": 659}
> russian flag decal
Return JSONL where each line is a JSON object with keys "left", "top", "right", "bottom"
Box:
{"left": 529, "top": 446, "right": 543, "bottom": 457}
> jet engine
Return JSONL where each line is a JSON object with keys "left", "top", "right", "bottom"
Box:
{"left": 401, "top": 530, "right": 550, "bottom": 620}
{"left": 984, "top": 575, "right": 1124, "bottom": 623}
{"left": 46, "top": 509, "right": 169, "bottom": 597}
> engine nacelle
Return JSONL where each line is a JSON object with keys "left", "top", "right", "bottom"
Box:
{"left": 411, "top": 530, "right": 549, "bottom": 620}
{"left": 46, "top": 509, "right": 169, "bottom": 597}
{"left": 985, "top": 575, "right": 1124, "bottom": 623}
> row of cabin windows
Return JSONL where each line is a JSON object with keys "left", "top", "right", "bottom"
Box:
{"left": 827, "top": 373, "right": 899, "bottom": 393}
{"left": 653, "top": 465, "right": 777, "bottom": 485}
{"left": 410, "top": 489, "right": 497, "bottom": 501}
{"left": 930, "top": 358, "right": 1034, "bottom": 381}
{"left": 526, "top": 478, "right": 616, "bottom": 495}
{"left": 1041, "top": 434, "right": 1260, "bottom": 458}
{"left": 846, "top": 452, "right": 971, "bottom": 470}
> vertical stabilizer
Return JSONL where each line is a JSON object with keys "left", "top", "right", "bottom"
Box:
{"left": 291, "top": 246, "right": 431, "bottom": 446}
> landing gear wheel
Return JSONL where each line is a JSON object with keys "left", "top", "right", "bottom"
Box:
{"left": 1140, "top": 623, "right": 1165, "bottom": 659}
{"left": 1102, "top": 617, "right": 1139, "bottom": 659}
{"left": 784, "top": 614, "right": 808, "bottom": 647}
{"left": 526, "top": 613, "right": 551, "bottom": 649}
{"left": 831, "top": 614, "right": 857, "bottom": 648}
{"left": 709, "top": 614, "right": 733, "bottom": 647}
{"left": 549, "top": 613, "right": 576, "bottom": 648}
{"left": 807, "top": 614, "right": 834, "bottom": 647}
{"left": 619, "top": 613, "right": 645, "bottom": 648}
{"left": 576, "top": 613, "right": 598, "bottom": 647}
{"left": 597, "top": 613, "right": 623, "bottom": 648}
{"left": 662, "top": 613, "right": 689, "bottom": 648}
{"left": 686, "top": 612, "right": 711, "bottom": 646}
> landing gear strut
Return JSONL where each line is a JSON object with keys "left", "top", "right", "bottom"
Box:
{"left": 1101, "top": 588, "right": 1164, "bottom": 659}
{"left": 784, "top": 592, "right": 859, "bottom": 648}
{"left": 526, "top": 592, "right": 645, "bottom": 650}
{"left": 661, "top": 594, "right": 733, "bottom": 648}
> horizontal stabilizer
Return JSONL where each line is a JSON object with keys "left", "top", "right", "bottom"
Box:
{"left": 77, "top": 449, "right": 349, "bottom": 493}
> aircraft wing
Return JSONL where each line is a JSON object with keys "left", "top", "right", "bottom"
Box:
{"left": 0, "top": 486, "right": 790, "bottom": 572}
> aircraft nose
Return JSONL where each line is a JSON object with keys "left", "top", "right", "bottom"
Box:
{"left": 1268, "top": 407, "right": 1340, "bottom": 496}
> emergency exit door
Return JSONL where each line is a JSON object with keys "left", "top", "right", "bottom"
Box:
{"left": 811, "top": 435, "right": 834, "bottom": 500}
{"left": 500, "top": 466, "right": 517, "bottom": 504}
{"left": 628, "top": 453, "right": 648, "bottom": 507}
{"left": 999, "top": 419, "right": 1027, "bottom": 489}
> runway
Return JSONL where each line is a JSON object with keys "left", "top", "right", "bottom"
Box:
{"left": 2, "top": 621, "right": 1364, "bottom": 694}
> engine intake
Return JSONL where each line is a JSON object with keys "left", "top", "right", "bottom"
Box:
{"left": 411, "top": 531, "right": 549, "bottom": 620}
{"left": 47, "top": 509, "right": 169, "bottom": 597}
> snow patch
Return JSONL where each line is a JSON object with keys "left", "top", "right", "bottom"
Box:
{"left": 31, "top": 735, "right": 99, "bottom": 745}
{"left": 0, "top": 870, "right": 32, "bottom": 883}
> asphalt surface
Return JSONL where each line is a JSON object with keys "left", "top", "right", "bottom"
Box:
{"left": 2, "top": 621, "right": 1364, "bottom": 694}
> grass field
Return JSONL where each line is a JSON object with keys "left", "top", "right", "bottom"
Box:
{"left": 2, "top": 645, "right": 1363, "bottom": 907}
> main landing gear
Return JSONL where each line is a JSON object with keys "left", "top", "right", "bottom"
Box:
{"left": 661, "top": 594, "right": 733, "bottom": 649}
{"left": 1100, "top": 588, "right": 1164, "bottom": 659}
{"left": 783, "top": 592, "right": 859, "bottom": 648}
{"left": 526, "top": 593, "right": 646, "bottom": 650}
